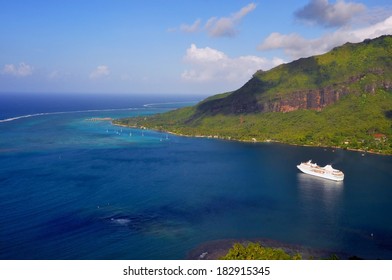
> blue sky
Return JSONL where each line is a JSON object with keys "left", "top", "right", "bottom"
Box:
{"left": 1, "top": 0, "right": 391, "bottom": 95}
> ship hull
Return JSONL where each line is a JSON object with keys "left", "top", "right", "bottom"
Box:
{"left": 297, "top": 165, "right": 344, "bottom": 181}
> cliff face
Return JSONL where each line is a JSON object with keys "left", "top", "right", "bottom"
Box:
{"left": 115, "top": 35, "right": 392, "bottom": 155}
{"left": 197, "top": 76, "right": 391, "bottom": 115}
{"left": 261, "top": 79, "right": 392, "bottom": 113}
{"left": 263, "top": 87, "right": 348, "bottom": 113}
{"left": 194, "top": 35, "right": 392, "bottom": 116}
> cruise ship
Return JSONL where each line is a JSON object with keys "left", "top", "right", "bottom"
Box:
{"left": 297, "top": 160, "right": 344, "bottom": 181}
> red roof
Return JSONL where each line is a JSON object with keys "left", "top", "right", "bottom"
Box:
{"left": 373, "top": 133, "right": 386, "bottom": 139}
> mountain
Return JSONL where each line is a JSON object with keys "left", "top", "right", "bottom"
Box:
{"left": 115, "top": 35, "right": 392, "bottom": 154}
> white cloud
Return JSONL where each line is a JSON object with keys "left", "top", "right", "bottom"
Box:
{"left": 2, "top": 63, "right": 33, "bottom": 77}
{"left": 352, "top": 15, "right": 392, "bottom": 38}
{"left": 174, "top": 3, "right": 256, "bottom": 37}
{"left": 180, "top": 19, "right": 202, "bottom": 33}
{"left": 48, "top": 70, "right": 61, "bottom": 79}
{"left": 258, "top": 32, "right": 329, "bottom": 59}
{"left": 89, "top": 65, "right": 110, "bottom": 79}
{"left": 206, "top": 2, "right": 256, "bottom": 37}
{"left": 295, "top": 0, "right": 366, "bottom": 27}
{"left": 181, "top": 44, "right": 283, "bottom": 84}
{"left": 355, "top": 6, "right": 392, "bottom": 26}
{"left": 258, "top": 16, "right": 392, "bottom": 60}
{"left": 205, "top": 17, "right": 236, "bottom": 37}
{"left": 183, "top": 44, "right": 227, "bottom": 63}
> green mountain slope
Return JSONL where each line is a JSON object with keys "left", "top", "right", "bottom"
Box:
{"left": 115, "top": 35, "right": 392, "bottom": 154}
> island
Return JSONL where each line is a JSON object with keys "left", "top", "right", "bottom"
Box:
{"left": 114, "top": 35, "right": 392, "bottom": 155}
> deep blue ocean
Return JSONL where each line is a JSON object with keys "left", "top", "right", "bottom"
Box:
{"left": 0, "top": 93, "right": 391, "bottom": 260}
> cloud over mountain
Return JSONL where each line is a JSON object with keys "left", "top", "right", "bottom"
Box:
{"left": 259, "top": 15, "right": 392, "bottom": 60}
{"left": 181, "top": 44, "right": 283, "bottom": 84}
{"left": 295, "top": 0, "right": 366, "bottom": 27}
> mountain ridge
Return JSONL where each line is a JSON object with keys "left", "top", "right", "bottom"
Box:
{"left": 115, "top": 35, "right": 392, "bottom": 154}
{"left": 194, "top": 35, "right": 392, "bottom": 116}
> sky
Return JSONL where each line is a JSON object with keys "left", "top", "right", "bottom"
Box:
{"left": 1, "top": 0, "right": 392, "bottom": 95}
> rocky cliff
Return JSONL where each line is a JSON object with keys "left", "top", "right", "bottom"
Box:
{"left": 195, "top": 35, "right": 392, "bottom": 116}
{"left": 261, "top": 76, "right": 392, "bottom": 113}
{"left": 116, "top": 35, "right": 392, "bottom": 154}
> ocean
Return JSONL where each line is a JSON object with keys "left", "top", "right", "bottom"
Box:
{"left": 0, "top": 93, "right": 391, "bottom": 259}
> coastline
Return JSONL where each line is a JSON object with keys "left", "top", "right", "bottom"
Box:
{"left": 112, "top": 122, "right": 391, "bottom": 156}
{"left": 112, "top": 118, "right": 390, "bottom": 260}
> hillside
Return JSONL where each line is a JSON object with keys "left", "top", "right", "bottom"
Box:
{"left": 115, "top": 35, "right": 392, "bottom": 154}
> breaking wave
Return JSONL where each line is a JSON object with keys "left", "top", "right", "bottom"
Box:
{"left": 0, "top": 108, "right": 139, "bottom": 123}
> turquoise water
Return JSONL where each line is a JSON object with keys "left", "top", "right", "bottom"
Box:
{"left": 0, "top": 94, "right": 392, "bottom": 259}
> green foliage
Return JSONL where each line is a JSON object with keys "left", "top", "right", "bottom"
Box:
{"left": 198, "top": 35, "right": 392, "bottom": 112}
{"left": 220, "top": 242, "right": 302, "bottom": 260}
{"left": 116, "top": 89, "right": 392, "bottom": 154}
{"left": 328, "top": 254, "right": 340, "bottom": 260}
{"left": 115, "top": 36, "right": 392, "bottom": 155}
{"left": 197, "top": 91, "right": 232, "bottom": 104}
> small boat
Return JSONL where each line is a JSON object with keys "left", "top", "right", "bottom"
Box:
{"left": 297, "top": 160, "right": 344, "bottom": 181}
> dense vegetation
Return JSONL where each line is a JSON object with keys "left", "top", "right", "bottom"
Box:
{"left": 115, "top": 36, "right": 392, "bottom": 155}
{"left": 220, "top": 242, "right": 302, "bottom": 260}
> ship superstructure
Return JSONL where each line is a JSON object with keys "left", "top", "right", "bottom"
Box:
{"left": 297, "top": 160, "right": 344, "bottom": 181}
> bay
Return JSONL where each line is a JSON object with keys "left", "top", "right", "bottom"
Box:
{"left": 0, "top": 93, "right": 391, "bottom": 259}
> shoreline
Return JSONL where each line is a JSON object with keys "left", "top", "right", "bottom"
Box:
{"left": 112, "top": 122, "right": 391, "bottom": 156}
